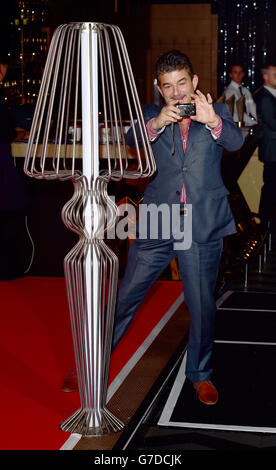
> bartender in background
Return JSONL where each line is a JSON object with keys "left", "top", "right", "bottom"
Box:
{"left": 224, "top": 64, "right": 258, "bottom": 127}
{"left": 0, "top": 52, "right": 30, "bottom": 280}
{"left": 223, "top": 64, "right": 262, "bottom": 185}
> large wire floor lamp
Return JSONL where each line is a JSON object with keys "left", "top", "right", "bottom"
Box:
{"left": 24, "top": 22, "right": 156, "bottom": 436}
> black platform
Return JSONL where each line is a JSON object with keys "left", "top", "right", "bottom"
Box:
{"left": 158, "top": 290, "right": 276, "bottom": 433}
{"left": 158, "top": 341, "right": 276, "bottom": 433}
{"left": 215, "top": 292, "right": 276, "bottom": 343}
{"left": 114, "top": 239, "right": 276, "bottom": 450}
{"left": 217, "top": 290, "right": 276, "bottom": 311}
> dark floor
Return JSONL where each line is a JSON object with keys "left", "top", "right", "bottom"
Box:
{"left": 113, "top": 232, "right": 276, "bottom": 451}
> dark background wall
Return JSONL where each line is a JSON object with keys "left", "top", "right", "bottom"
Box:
{"left": 2, "top": 1, "right": 276, "bottom": 100}
{"left": 46, "top": 0, "right": 276, "bottom": 96}
{"left": 2, "top": 1, "right": 276, "bottom": 277}
{"left": 47, "top": 0, "right": 151, "bottom": 105}
{"left": 217, "top": 0, "right": 276, "bottom": 94}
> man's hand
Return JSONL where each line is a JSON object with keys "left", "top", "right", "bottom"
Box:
{"left": 190, "top": 90, "right": 219, "bottom": 128}
{"left": 152, "top": 99, "right": 181, "bottom": 131}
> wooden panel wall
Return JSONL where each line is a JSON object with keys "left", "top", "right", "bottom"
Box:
{"left": 146, "top": 3, "right": 218, "bottom": 103}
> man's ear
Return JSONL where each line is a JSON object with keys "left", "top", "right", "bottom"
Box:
{"left": 192, "top": 74, "right": 199, "bottom": 91}
{"left": 156, "top": 84, "right": 163, "bottom": 98}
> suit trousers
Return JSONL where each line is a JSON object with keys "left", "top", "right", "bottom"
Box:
{"left": 112, "top": 219, "right": 223, "bottom": 383}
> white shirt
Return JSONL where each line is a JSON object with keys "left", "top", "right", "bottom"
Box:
{"left": 264, "top": 85, "right": 276, "bottom": 98}
{"left": 224, "top": 80, "right": 257, "bottom": 126}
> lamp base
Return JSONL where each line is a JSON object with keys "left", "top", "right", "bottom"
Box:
{"left": 60, "top": 406, "right": 124, "bottom": 436}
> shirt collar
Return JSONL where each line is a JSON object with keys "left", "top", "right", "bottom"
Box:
{"left": 229, "top": 80, "right": 243, "bottom": 90}
{"left": 264, "top": 85, "right": 276, "bottom": 97}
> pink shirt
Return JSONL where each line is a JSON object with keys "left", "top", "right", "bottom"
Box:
{"left": 146, "top": 117, "right": 222, "bottom": 203}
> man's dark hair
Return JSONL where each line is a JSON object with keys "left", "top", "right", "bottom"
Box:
{"left": 261, "top": 62, "right": 276, "bottom": 74}
{"left": 154, "top": 50, "right": 194, "bottom": 83}
{"left": 229, "top": 64, "right": 244, "bottom": 72}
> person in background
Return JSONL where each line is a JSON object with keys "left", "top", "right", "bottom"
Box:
{"left": 254, "top": 63, "right": 276, "bottom": 231}
{"left": 0, "top": 59, "right": 15, "bottom": 141}
{"left": 0, "top": 52, "right": 30, "bottom": 279}
{"left": 224, "top": 64, "right": 258, "bottom": 127}
{"left": 222, "top": 64, "right": 263, "bottom": 188}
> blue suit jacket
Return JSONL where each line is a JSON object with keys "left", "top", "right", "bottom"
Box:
{"left": 126, "top": 103, "right": 244, "bottom": 243}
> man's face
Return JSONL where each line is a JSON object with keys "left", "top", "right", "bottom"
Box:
{"left": 229, "top": 66, "right": 244, "bottom": 85}
{"left": 157, "top": 68, "right": 198, "bottom": 105}
{"left": 264, "top": 66, "right": 276, "bottom": 88}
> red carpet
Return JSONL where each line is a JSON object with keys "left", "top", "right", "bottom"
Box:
{"left": 0, "top": 276, "right": 183, "bottom": 450}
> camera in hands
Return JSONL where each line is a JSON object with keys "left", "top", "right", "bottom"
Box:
{"left": 176, "top": 103, "right": 196, "bottom": 117}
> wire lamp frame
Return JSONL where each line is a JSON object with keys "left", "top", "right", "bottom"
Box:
{"left": 24, "top": 22, "right": 156, "bottom": 436}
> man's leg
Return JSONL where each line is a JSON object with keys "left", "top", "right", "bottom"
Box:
{"left": 112, "top": 237, "right": 175, "bottom": 349}
{"left": 176, "top": 239, "right": 223, "bottom": 383}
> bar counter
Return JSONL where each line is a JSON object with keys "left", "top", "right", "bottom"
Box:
{"left": 11, "top": 141, "right": 263, "bottom": 215}
{"left": 11, "top": 141, "right": 137, "bottom": 159}
{"left": 10, "top": 142, "right": 263, "bottom": 278}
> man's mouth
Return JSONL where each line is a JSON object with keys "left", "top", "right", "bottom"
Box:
{"left": 174, "top": 96, "right": 188, "bottom": 103}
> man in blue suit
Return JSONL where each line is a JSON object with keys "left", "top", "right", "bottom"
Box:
{"left": 112, "top": 50, "right": 244, "bottom": 405}
{"left": 254, "top": 63, "right": 276, "bottom": 230}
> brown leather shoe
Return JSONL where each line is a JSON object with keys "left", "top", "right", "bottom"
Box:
{"left": 61, "top": 369, "right": 78, "bottom": 393}
{"left": 193, "top": 380, "right": 218, "bottom": 405}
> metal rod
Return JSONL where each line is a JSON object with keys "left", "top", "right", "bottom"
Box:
{"left": 244, "top": 263, "right": 248, "bottom": 290}
{"left": 258, "top": 253, "right": 262, "bottom": 273}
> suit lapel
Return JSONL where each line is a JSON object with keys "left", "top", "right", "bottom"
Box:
{"left": 183, "top": 120, "right": 203, "bottom": 162}
{"left": 171, "top": 120, "right": 206, "bottom": 163}
{"left": 172, "top": 123, "right": 185, "bottom": 163}
{"left": 263, "top": 87, "right": 276, "bottom": 101}
{"left": 184, "top": 120, "right": 196, "bottom": 156}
